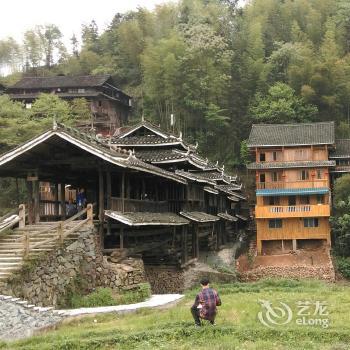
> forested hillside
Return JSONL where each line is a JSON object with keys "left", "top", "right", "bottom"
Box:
{"left": 1, "top": 0, "right": 350, "bottom": 165}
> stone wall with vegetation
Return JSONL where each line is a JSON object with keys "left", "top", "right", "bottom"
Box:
{"left": 0, "top": 227, "right": 145, "bottom": 307}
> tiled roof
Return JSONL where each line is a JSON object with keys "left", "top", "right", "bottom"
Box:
{"left": 248, "top": 122, "right": 335, "bottom": 147}
{"left": 135, "top": 149, "right": 186, "bottom": 163}
{"left": 111, "top": 136, "right": 182, "bottom": 147}
{"left": 175, "top": 170, "right": 216, "bottom": 185}
{"left": 8, "top": 74, "right": 113, "bottom": 89}
{"left": 192, "top": 171, "right": 232, "bottom": 183}
{"left": 105, "top": 210, "right": 189, "bottom": 226}
{"left": 215, "top": 184, "right": 242, "bottom": 192}
{"left": 247, "top": 160, "right": 335, "bottom": 170}
{"left": 114, "top": 120, "right": 172, "bottom": 139}
{"left": 330, "top": 139, "right": 350, "bottom": 158}
{"left": 236, "top": 214, "right": 248, "bottom": 221}
{"left": 180, "top": 211, "right": 220, "bottom": 222}
{"left": 217, "top": 212, "right": 238, "bottom": 222}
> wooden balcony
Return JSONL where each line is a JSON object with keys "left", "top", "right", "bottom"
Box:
{"left": 332, "top": 165, "right": 350, "bottom": 173}
{"left": 255, "top": 204, "right": 330, "bottom": 219}
{"left": 256, "top": 179, "right": 328, "bottom": 190}
{"left": 111, "top": 197, "right": 169, "bottom": 213}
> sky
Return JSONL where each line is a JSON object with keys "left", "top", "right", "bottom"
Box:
{"left": 0, "top": 0, "right": 176, "bottom": 45}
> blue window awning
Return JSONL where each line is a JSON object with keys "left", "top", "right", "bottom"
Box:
{"left": 256, "top": 188, "right": 329, "bottom": 196}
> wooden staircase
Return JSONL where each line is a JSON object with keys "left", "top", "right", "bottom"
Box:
{"left": 0, "top": 204, "right": 94, "bottom": 282}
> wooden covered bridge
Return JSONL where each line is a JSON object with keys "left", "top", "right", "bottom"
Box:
{"left": 0, "top": 122, "right": 248, "bottom": 280}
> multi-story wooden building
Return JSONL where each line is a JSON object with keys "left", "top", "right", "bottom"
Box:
{"left": 329, "top": 139, "right": 350, "bottom": 179}
{"left": 0, "top": 121, "right": 247, "bottom": 267}
{"left": 6, "top": 75, "right": 131, "bottom": 135}
{"left": 247, "top": 122, "right": 335, "bottom": 254}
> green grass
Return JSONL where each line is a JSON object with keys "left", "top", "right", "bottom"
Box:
{"left": 67, "top": 284, "right": 152, "bottom": 309}
{"left": 2, "top": 279, "right": 350, "bottom": 350}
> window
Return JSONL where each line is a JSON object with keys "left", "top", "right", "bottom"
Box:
{"left": 98, "top": 100, "right": 102, "bottom": 107}
{"left": 269, "top": 219, "right": 282, "bottom": 229}
{"left": 300, "top": 196, "right": 310, "bottom": 204}
{"left": 260, "top": 153, "right": 266, "bottom": 162}
{"left": 317, "top": 194, "right": 324, "bottom": 204}
{"left": 304, "top": 218, "right": 319, "bottom": 227}
{"left": 78, "top": 88, "right": 85, "bottom": 93}
{"left": 272, "top": 151, "right": 282, "bottom": 161}
{"left": 272, "top": 172, "right": 279, "bottom": 182}
{"left": 300, "top": 170, "right": 309, "bottom": 180}
{"left": 288, "top": 196, "right": 296, "bottom": 206}
{"left": 259, "top": 173, "right": 266, "bottom": 183}
{"left": 25, "top": 103, "right": 32, "bottom": 109}
{"left": 268, "top": 197, "right": 280, "bottom": 205}
{"left": 317, "top": 169, "right": 322, "bottom": 179}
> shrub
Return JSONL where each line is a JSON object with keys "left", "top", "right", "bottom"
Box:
{"left": 335, "top": 256, "right": 350, "bottom": 279}
{"left": 64, "top": 283, "right": 152, "bottom": 309}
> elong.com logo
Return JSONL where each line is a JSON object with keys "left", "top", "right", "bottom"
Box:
{"left": 257, "top": 299, "right": 330, "bottom": 329}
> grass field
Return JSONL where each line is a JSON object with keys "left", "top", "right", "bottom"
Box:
{"left": 2, "top": 279, "right": 350, "bottom": 350}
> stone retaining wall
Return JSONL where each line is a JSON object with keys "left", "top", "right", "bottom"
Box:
{"left": 239, "top": 249, "right": 335, "bottom": 282}
{"left": 0, "top": 227, "right": 145, "bottom": 307}
{"left": 239, "top": 265, "right": 335, "bottom": 282}
{"left": 145, "top": 264, "right": 236, "bottom": 294}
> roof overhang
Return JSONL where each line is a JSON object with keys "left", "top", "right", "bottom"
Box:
{"left": 256, "top": 188, "right": 329, "bottom": 196}
{"left": 0, "top": 128, "right": 188, "bottom": 184}
{"left": 217, "top": 213, "right": 238, "bottom": 222}
{"left": 105, "top": 210, "right": 189, "bottom": 226}
{"left": 180, "top": 211, "right": 220, "bottom": 223}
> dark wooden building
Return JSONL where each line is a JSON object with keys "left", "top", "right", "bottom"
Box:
{"left": 6, "top": 75, "right": 131, "bottom": 135}
{"left": 0, "top": 121, "right": 247, "bottom": 267}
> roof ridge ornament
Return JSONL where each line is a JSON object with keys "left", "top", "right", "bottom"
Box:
{"left": 52, "top": 116, "right": 58, "bottom": 131}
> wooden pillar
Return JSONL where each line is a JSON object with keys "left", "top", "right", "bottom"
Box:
{"left": 192, "top": 224, "right": 199, "bottom": 258}
{"left": 257, "top": 239, "right": 262, "bottom": 255}
{"left": 106, "top": 170, "right": 112, "bottom": 235}
{"left": 54, "top": 183, "right": 59, "bottom": 217}
{"left": 181, "top": 226, "right": 188, "bottom": 264}
{"left": 98, "top": 167, "right": 104, "bottom": 237}
{"left": 18, "top": 204, "right": 26, "bottom": 229}
{"left": 292, "top": 239, "right": 297, "bottom": 251}
{"left": 120, "top": 227, "right": 124, "bottom": 249}
{"left": 26, "top": 181, "right": 33, "bottom": 225}
{"left": 33, "top": 180, "right": 40, "bottom": 223}
{"left": 87, "top": 203, "right": 93, "bottom": 225}
{"left": 121, "top": 172, "right": 125, "bottom": 213}
{"left": 60, "top": 183, "right": 66, "bottom": 221}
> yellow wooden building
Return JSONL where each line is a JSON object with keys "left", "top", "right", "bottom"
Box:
{"left": 247, "top": 122, "right": 335, "bottom": 254}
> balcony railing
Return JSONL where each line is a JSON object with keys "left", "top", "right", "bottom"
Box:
{"left": 332, "top": 165, "right": 350, "bottom": 173}
{"left": 111, "top": 197, "right": 169, "bottom": 213}
{"left": 255, "top": 204, "right": 330, "bottom": 218}
{"left": 256, "top": 179, "right": 328, "bottom": 190}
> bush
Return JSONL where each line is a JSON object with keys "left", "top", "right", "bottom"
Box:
{"left": 335, "top": 256, "right": 350, "bottom": 279}
{"left": 65, "top": 283, "right": 152, "bottom": 309}
{"left": 70, "top": 288, "right": 117, "bottom": 308}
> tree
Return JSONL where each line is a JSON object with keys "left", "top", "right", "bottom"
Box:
{"left": 37, "top": 25, "right": 63, "bottom": 68}
{"left": 331, "top": 174, "right": 350, "bottom": 256}
{"left": 249, "top": 82, "right": 318, "bottom": 123}
{"left": 31, "top": 94, "right": 72, "bottom": 123}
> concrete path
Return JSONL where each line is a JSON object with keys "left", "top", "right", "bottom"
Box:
{"left": 0, "top": 294, "right": 184, "bottom": 341}
{"left": 62, "top": 294, "right": 184, "bottom": 317}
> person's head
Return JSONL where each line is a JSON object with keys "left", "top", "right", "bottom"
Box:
{"left": 200, "top": 278, "right": 210, "bottom": 289}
